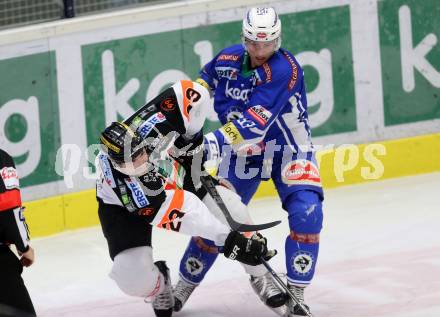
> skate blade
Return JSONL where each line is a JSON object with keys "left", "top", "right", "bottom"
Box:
{"left": 283, "top": 308, "right": 314, "bottom": 317}
{"left": 270, "top": 304, "right": 287, "bottom": 317}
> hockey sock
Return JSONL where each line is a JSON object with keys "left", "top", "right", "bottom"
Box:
{"left": 285, "top": 235, "right": 319, "bottom": 286}
{"left": 179, "top": 237, "right": 219, "bottom": 284}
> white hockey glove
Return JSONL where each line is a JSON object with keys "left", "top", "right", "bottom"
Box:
{"left": 223, "top": 231, "right": 277, "bottom": 266}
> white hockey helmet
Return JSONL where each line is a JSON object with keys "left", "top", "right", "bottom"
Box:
{"left": 242, "top": 7, "right": 282, "bottom": 50}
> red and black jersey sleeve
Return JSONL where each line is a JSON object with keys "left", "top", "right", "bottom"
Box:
{"left": 0, "top": 149, "right": 30, "bottom": 253}
{"left": 0, "top": 149, "right": 21, "bottom": 211}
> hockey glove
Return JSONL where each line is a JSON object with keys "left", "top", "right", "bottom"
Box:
{"left": 223, "top": 231, "right": 277, "bottom": 266}
{"left": 171, "top": 131, "right": 204, "bottom": 169}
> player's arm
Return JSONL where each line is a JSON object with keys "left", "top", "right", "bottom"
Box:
{"left": 196, "top": 52, "right": 221, "bottom": 93}
{"left": 164, "top": 81, "right": 211, "bottom": 181}
{"left": 151, "top": 188, "right": 275, "bottom": 265}
{"left": 206, "top": 71, "right": 297, "bottom": 157}
{"left": 123, "top": 80, "right": 210, "bottom": 158}
{"left": 169, "top": 80, "right": 211, "bottom": 138}
{"left": 0, "top": 208, "right": 32, "bottom": 263}
{"left": 0, "top": 158, "right": 34, "bottom": 266}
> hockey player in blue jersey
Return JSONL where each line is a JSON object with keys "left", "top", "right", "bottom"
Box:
{"left": 173, "top": 7, "right": 324, "bottom": 316}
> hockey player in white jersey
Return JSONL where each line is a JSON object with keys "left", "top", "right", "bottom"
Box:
{"left": 96, "top": 80, "right": 277, "bottom": 317}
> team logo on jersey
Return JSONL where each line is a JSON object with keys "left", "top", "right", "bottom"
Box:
{"left": 185, "top": 257, "right": 204, "bottom": 276}
{"left": 216, "top": 67, "right": 238, "bottom": 80}
{"left": 0, "top": 166, "right": 19, "bottom": 190}
{"left": 217, "top": 54, "right": 240, "bottom": 62}
{"left": 138, "top": 207, "right": 155, "bottom": 216}
{"left": 138, "top": 113, "right": 166, "bottom": 138}
{"left": 247, "top": 105, "right": 272, "bottom": 126}
{"left": 250, "top": 70, "right": 263, "bottom": 86}
{"left": 98, "top": 154, "right": 116, "bottom": 188}
{"left": 160, "top": 97, "right": 176, "bottom": 112}
{"left": 281, "top": 160, "right": 321, "bottom": 186}
{"left": 291, "top": 251, "right": 314, "bottom": 276}
{"left": 225, "top": 81, "right": 251, "bottom": 102}
{"left": 125, "top": 177, "right": 149, "bottom": 208}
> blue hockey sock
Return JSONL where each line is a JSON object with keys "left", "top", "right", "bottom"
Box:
{"left": 283, "top": 190, "right": 323, "bottom": 286}
{"left": 179, "top": 237, "right": 219, "bottom": 285}
{"left": 285, "top": 235, "right": 319, "bottom": 286}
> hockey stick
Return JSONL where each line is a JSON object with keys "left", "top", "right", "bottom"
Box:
{"left": 260, "top": 258, "right": 313, "bottom": 317}
{"left": 200, "top": 174, "right": 281, "bottom": 232}
{"left": 201, "top": 174, "right": 312, "bottom": 315}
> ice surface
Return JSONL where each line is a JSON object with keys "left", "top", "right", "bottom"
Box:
{"left": 22, "top": 173, "right": 440, "bottom": 316}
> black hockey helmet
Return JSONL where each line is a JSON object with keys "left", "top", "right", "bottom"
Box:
{"left": 100, "top": 121, "right": 144, "bottom": 164}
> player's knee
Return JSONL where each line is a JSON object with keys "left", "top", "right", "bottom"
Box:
{"left": 286, "top": 190, "right": 323, "bottom": 234}
{"left": 192, "top": 236, "right": 220, "bottom": 254}
{"left": 110, "top": 246, "right": 158, "bottom": 297}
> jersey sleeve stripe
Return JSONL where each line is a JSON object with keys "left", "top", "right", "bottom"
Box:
{"left": 156, "top": 189, "right": 184, "bottom": 230}
{"left": 0, "top": 188, "right": 22, "bottom": 212}
{"left": 179, "top": 80, "right": 194, "bottom": 120}
{"left": 12, "top": 207, "right": 30, "bottom": 250}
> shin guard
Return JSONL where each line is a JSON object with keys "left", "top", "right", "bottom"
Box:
{"left": 179, "top": 237, "right": 219, "bottom": 284}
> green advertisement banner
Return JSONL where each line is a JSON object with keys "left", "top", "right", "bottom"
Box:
{"left": 82, "top": 5, "right": 355, "bottom": 144}
{"left": 0, "top": 52, "right": 62, "bottom": 187}
{"left": 281, "top": 5, "right": 356, "bottom": 136}
{"left": 0, "top": 0, "right": 439, "bottom": 196}
{"left": 379, "top": 0, "right": 440, "bottom": 125}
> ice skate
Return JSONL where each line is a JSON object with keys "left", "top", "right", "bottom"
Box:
{"left": 250, "top": 272, "right": 287, "bottom": 316}
{"left": 152, "top": 261, "right": 174, "bottom": 317}
{"left": 285, "top": 284, "right": 312, "bottom": 317}
{"left": 173, "top": 277, "right": 197, "bottom": 312}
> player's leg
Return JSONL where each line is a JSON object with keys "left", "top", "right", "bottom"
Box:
{"left": 223, "top": 160, "right": 288, "bottom": 314}
{"left": 173, "top": 236, "right": 219, "bottom": 311}
{"left": 175, "top": 157, "right": 286, "bottom": 313}
{"left": 174, "top": 155, "right": 261, "bottom": 311}
{"left": 273, "top": 153, "right": 324, "bottom": 316}
{"left": 173, "top": 187, "right": 252, "bottom": 311}
{"left": 218, "top": 179, "right": 288, "bottom": 312}
{"left": 283, "top": 190, "right": 322, "bottom": 316}
{"left": 0, "top": 245, "right": 36, "bottom": 316}
{"left": 97, "top": 199, "right": 174, "bottom": 317}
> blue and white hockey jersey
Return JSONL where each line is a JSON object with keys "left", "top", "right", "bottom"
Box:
{"left": 198, "top": 44, "right": 323, "bottom": 199}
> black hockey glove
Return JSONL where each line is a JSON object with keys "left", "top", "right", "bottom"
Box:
{"left": 172, "top": 132, "right": 203, "bottom": 163}
{"left": 223, "top": 231, "right": 277, "bottom": 266}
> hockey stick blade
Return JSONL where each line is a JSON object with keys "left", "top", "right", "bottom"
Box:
{"left": 260, "top": 258, "right": 314, "bottom": 317}
{"left": 200, "top": 175, "right": 281, "bottom": 232}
